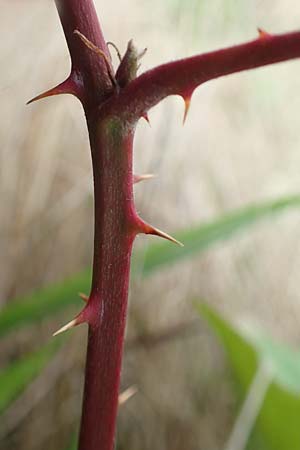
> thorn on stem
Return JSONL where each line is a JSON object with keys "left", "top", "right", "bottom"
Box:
{"left": 257, "top": 28, "right": 271, "bottom": 39}
{"left": 118, "top": 386, "right": 138, "bottom": 405}
{"left": 182, "top": 92, "right": 193, "bottom": 124}
{"left": 133, "top": 174, "right": 156, "bottom": 184}
{"left": 140, "top": 221, "right": 184, "bottom": 247}
{"left": 53, "top": 318, "right": 79, "bottom": 337}
{"left": 79, "top": 292, "right": 89, "bottom": 302}
{"left": 27, "top": 76, "right": 78, "bottom": 105}
{"left": 151, "top": 227, "right": 184, "bottom": 246}
{"left": 142, "top": 112, "right": 151, "bottom": 125}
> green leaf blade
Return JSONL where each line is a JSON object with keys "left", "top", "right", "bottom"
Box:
{"left": 0, "top": 339, "right": 63, "bottom": 414}
{"left": 1, "top": 194, "right": 300, "bottom": 337}
{"left": 136, "top": 195, "right": 300, "bottom": 276}
{"left": 197, "top": 303, "right": 300, "bottom": 450}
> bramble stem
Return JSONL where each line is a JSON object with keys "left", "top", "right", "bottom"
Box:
{"left": 54, "top": 2, "right": 139, "bottom": 450}
{"left": 48, "top": 2, "right": 300, "bottom": 450}
{"left": 114, "top": 30, "right": 300, "bottom": 122}
{"left": 54, "top": 0, "right": 114, "bottom": 107}
{"left": 78, "top": 115, "right": 137, "bottom": 450}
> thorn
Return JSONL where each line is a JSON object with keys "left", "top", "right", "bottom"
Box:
{"left": 141, "top": 222, "right": 184, "bottom": 247}
{"left": 53, "top": 318, "right": 79, "bottom": 337}
{"left": 151, "top": 227, "right": 184, "bottom": 247}
{"left": 133, "top": 174, "right": 156, "bottom": 184}
{"left": 79, "top": 292, "right": 89, "bottom": 302}
{"left": 118, "top": 386, "right": 138, "bottom": 405}
{"left": 257, "top": 28, "right": 271, "bottom": 39}
{"left": 182, "top": 94, "right": 192, "bottom": 125}
{"left": 142, "top": 112, "right": 151, "bottom": 126}
{"left": 27, "top": 77, "right": 77, "bottom": 105}
{"left": 53, "top": 303, "right": 90, "bottom": 337}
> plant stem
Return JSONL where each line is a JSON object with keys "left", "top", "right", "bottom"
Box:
{"left": 114, "top": 30, "right": 300, "bottom": 121}
{"left": 54, "top": 0, "right": 113, "bottom": 106}
{"left": 42, "top": 2, "right": 300, "bottom": 449}
{"left": 79, "top": 115, "right": 137, "bottom": 450}
{"left": 54, "top": 2, "right": 139, "bottom": 449}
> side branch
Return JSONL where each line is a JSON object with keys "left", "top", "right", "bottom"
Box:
{"left": 116, "top": 30, "right": 300, "bottom": 121}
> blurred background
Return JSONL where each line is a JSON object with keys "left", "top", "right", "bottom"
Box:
{"left": 1, "top": 1, "right": 300, "bottom": 449}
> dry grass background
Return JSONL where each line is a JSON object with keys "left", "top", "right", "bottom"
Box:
{"left": 1, "top": 1, "right": 300, "bottom": 449}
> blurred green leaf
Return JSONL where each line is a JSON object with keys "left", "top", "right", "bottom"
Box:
{"left": 65, "top": 434, "right": 77, "bottom": 450}
{"left": 0, "top": 270, "right": 90, "bottom": 338}
{"left": 244, "top": 327, "right": 300, "bottom": 395}
{"left": 1, "top": 193, "right": 300, "bottom": 431}
{"left": 197, "top": 303, "right": 300, "bottom": 450}
{"left": 1, "top": 195, "right": 300, "bottom": 337}
{"left": 135, "top": 195, "right": 300, "bottom": 275}
{"left": 198, "top": 303, "right": 257, "bottom": 392}
{"left": 0, "top": 338, "right": 63, "bottom": 414}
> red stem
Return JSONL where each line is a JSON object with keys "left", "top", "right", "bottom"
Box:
{"left": 54, "top": 2, "right": 139, "bottom": 449}
{"left": 45, "top": 2, "right": 300, "bottom": 450}
{"left": 78, "top": 114, "right": 137, "bottom": 450}
{"left": 54, "top": 0, "right": 113, "bottom": 107}
{"left": 114, "top": 30, "right": 300, "bottom": 121}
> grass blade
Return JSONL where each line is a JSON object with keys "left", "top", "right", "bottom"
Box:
{"left": 1, "top": 195, "right": 300, "bottom": 337}
{"left": 0, "top": 338, "right": 63, "bottom": 414}
{"left": 135, "top": 194, "right": 300, "bottom": 275}
{"left": 197, "top": 303, "right": 300, "bottom": 450}
{"left": 0, "top": 270, "right": 90, "bottom": 338}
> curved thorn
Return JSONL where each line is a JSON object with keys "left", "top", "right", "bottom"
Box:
{"left": 257, "top": 27, "right": 271, "bottom": 39}
{"left": 79, "top": 292, "right": 89, "bottom": 302}
{"left": 53, "top": 318, "right": 79, "bottom": 337}
{"left": 182, "top": 94, "right": 192, "bottom": 125}
{"left": 118, "top": 386, "right": 138, "bottom": 405}
{"left": 142, "top": 112, "right": 151, "bottom": 126}
{"left": 133, "top": 173, "right": 156, "bottom": 184}
{"left": 27, "top": 77, "right": 78, "bottom": 105}
{"left": 141, "top": 222, "right": 184, "bottom": 247}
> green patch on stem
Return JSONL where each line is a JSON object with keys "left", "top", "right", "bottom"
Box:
{"left": 105, "top": 117, "right": 125, "bottom": 142}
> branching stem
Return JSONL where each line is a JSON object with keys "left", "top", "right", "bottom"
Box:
{"left": 32, "top": 2, "right": 300, "bottom": 449}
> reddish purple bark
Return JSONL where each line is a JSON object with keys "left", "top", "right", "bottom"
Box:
{"left": 113, "top": 30, "right": 300, "bottom": 122}
{"left": 29, "top": 1, "right": 300, "bottom": 449}
{"left": 55, "top": 0, "right": 113, "bottom": 107}
{"left": 78, "top": 114, "right": 137, "bottom": 450}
